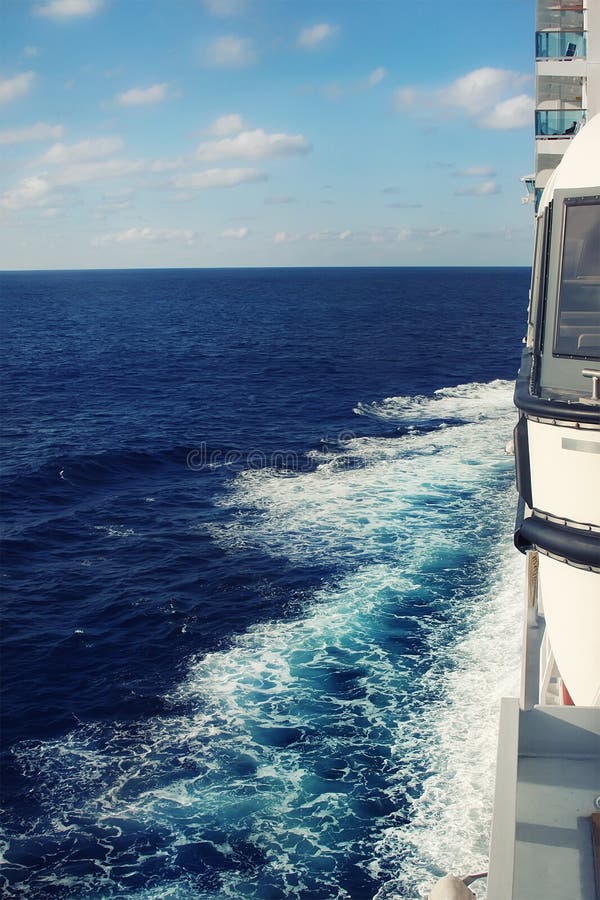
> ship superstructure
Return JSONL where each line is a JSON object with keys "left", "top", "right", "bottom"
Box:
{"left": 524, "top": 0, "right": 600, "bottom": 209}
{"left": 429, "top": 6, "right": 600, "bottom": 898}
{"left": 485, "top": 114, "right": 600, "bottom": 899}
{"left": 485, "top": 14, "right": 600, "bottom": 895}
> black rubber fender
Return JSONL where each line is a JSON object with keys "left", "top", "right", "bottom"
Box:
{"left": 515, "top": 515, "right": 600, "bottom": 568}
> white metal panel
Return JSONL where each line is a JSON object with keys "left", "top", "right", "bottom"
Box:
{"left": 528, "top": 419, "right": 600, "bottom": 523}
{"left": 538, "top": 554, "right": 600, "bottom": 705}
{"left": 538, "top": 112, "right": 600, "bottom": 213}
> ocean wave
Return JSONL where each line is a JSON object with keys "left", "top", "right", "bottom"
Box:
{"left": 371, "top": 545, "right": 522, "bottom": 899}
{"left": 211, "top": 380, "right": 516, "bottom": 567}
{"left": 0, "top": 446, "right": 191, "bottom": 510}
{"left": 5, "top": 379, "right": 522, "bottom": 899}
{"left": 354, "top": 379, "right": 514, "bottom": 426}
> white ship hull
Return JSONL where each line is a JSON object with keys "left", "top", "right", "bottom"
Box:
{"left": 538, "top": 554, "right": 600, "bottom": 706}
{"left": 429, "top": 113, "right": 600, "bottom": 900}
{"left": 527, "top": 419, "right": 600, "bottom": 524}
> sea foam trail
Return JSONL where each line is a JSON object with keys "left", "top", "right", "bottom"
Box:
{"left": 7, "top": 380, "right": 521, "bottom": 899}
{"left": 372, "top": 544, "right": 522, "bottom": 899}
{"left": 354, "top": 380, "right": 514, "bottom": 425}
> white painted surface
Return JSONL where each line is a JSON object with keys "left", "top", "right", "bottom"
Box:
{"left": 538, "top": 554, "right": 600, "bottom": 705}
{"left": 528, "top": 419, "right": 600, "bottom": 524}
{"left": 428, "top": 875, "right": 476, "bottom": 899}
{"left": 538, "top": 113, "right": 600, "bottom": 213}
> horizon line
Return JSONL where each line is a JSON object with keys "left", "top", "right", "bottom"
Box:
{"left": 0, "top": 263, "right": 532, "bottom": 274}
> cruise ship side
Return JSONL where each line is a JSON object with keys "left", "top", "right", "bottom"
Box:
{"left": 513, "top": 112, "right": 600, "bottom": 710}
{"left": 486, "top": 112, "right": 600, "bottom": 900}
{"left": 490, "top": 2, "right": 600, "bottom": 895}
{"left": 429, "top": 4, "right": 600, "bottom": 898}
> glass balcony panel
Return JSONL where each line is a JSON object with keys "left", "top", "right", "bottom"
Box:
{"left": 537, "top": 0, "right": 583, "bottom": 32}
{"left": 536, "top": 75, "right": 583, "bottom": 105}
{"left": 536, "top": 31, "right": 586, "bottom": 58}
{"left": 535, "top": 109, "right": 584, "bottom": 136}
{"left": 537, "top": 10, "right": 584, "bottom": 31}
{"left": 535, "top": 188, "right": 544, "bottom": 212}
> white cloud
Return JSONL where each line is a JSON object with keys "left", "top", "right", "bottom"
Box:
{"left": 0, "top": 122, "right": 64, "bottom": 145}
{"left": 201, "top": 0, "right": 245, "bottom": 16}
{"left": 356, "top": 229, "right": 386, "bottom": 244}
{"left": 308, "top": 229, "right": 352, "bottom": 241}
{"left": 455, "top": 165, "right": 496, "bottom": 178}
{"left": 427, "top": 227, "right": 456, "bottom": 237}
{"left": 172, "top": 168, "right": 267, "bottom": 190}
{"left": 454, "top": 180, "right": 500, "bottom": 196}
{"left": 147, "top": 156, "right": 185, "bottom": 172}
{"left": 298, "top": 23, "right": 339, "bottom": 49}
{"left": 265, "top": 195, "right": 295, "bottom": 205}
{"left": 367, "top": 67, "right": 386, "bottom": 87}
{"left": 40, "top": 136, "right": 123, "bottom": 164}
{"left": 273, "top": 229, "right": 351, "bottom": 244}
{"left": 208, "top": 113, "right": 244, "bottom": 136}
{"left": 96, "top": 189, "right": 133, "bottom": 214}
{"left": 394, "top": 86, "right": 419, "bottom": 109}
{"left": 220, "top": 226, "right": 249, "bottom": 238}
{"left": 34, "top": 0, "right": 102, "bottom": 18}
{"left": 273, "top": 231, "right": 299, "bottom": 244}
{"left": 0, "top": 175, "right": 52, "bottom": 210}
{"left": 116, "top": 83, "right": 169, "bottom": 107}
{"left": 394, "top": 67, "right": 533, "bottom": 130}
{"left": 196, "top": 128, "right": 310, "bottom": 163}
{"left": 308, "top": 65, "right": 386, "bottom": 102}
{"left": 440, "top": 67, "right": 528, "bottom": 115}
{"left": 205, "top": 36, "right": 256, "bottom": 68}
{"left": 54, "top": 158, "right": 144, "bottom": 185}
{"left": 344, "top": 226, "right": 455, "bottom": 245}
{"left": 24, "top": 46, "right": 40, "bottom": 58}
{"left": 93, "top": 226, "right": 196, "bottom": 246}
{"left": 480, "top": 94, "right": 534, "bottom": 130}
{"left": 395, "top": 226, "right": 457, "bottom": 241}
{"left": 273, "top": 228, "right": 382, "bottom": 245}
{"left": 0, "top": 72, "right": 35, "bottom": 104}
{"left": 2, "top": 137, "right": 145, "bottom": 210}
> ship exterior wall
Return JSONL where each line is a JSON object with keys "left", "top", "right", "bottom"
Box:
{"left": 587, "top": 1, "right": 600, "bottom": 117}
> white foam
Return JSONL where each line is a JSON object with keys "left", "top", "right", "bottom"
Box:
{"left": 354, "top": 380, "right": 514, "bottom": 425}
{"left": 212, "top": 380, "right": 517, "bottom": 569}
{"left": 371, "top": 538, "right": 523, "bottom": 899}
{"left": 10, "top": 380, "right": 523, "bottom": 899}
{"left": 93, "top": 524, "right": 135, "bottom": 538}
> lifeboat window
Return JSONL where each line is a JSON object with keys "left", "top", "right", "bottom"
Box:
{"left": 554, "top": 198, "right": 600, "bottom": 359}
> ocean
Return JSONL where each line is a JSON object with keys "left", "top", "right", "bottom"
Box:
{"left": 1, "top": 267, "right": 527, "bottom": 899}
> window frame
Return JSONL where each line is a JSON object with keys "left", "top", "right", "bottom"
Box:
{"left": 535, "top": 201, "right": 553, "bottom": 356}
{"left": 552, "top": 195, "right": 600, "bottom": 361}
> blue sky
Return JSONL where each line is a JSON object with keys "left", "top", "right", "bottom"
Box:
{"left": 1, "top": 0, "right": 535, "bottom": 269}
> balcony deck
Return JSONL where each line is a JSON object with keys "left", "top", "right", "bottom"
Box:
{"left": 487, "top": 702, "right": 600, "bottom": 900}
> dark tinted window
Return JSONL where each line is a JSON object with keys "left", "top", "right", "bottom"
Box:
{"left": 554, "top": 199, "right": 600, "bottom": 358}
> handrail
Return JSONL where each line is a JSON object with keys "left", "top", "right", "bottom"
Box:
{"left": 582, "top": 368, "right": 600, "bottom": 402}
{"left": 514, "top": 349, "right": 600, "bottom": 425}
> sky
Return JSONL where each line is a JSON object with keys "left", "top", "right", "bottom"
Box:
{"left": 1, "top": 0, "right": 536, "bottom": 269}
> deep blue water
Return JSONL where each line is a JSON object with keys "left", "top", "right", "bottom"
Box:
{"left": 1, "top": 268, "right": 528, "bottom": 899}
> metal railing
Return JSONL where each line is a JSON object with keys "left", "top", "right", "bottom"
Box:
{"left": 535, "top": 109, "right": 584, "bottom": 137}
{"left": 536, "top": 30, "right": 586, "bottom": 59}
